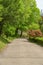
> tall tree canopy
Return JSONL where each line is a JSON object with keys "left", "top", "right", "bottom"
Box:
{"left": 0, "top": 0, "right": 40, "bottom": 36}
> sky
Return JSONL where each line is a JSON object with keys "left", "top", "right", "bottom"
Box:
{"left": 36, "top": 0, "right": 43, "bottom": 11}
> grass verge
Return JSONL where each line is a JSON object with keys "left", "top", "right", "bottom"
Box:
{"left": 0, "top": 36, "right": 15, "bottom": 52}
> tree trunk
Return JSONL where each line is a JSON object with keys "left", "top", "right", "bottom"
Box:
{"left": 0, "top": 18, "right": 5, "bottom": 36}
{"left": 20, "top": 31, "right": 22, "bottom": 37}
{"left": 15, "top": 28, "right": 18, "bottom": 36}
{"left": 0, "top": 22, "right": 4, "bottom": 35}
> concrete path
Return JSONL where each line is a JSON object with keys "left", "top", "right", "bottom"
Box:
{"left": 0, "top": 38, "right": 43, "bottom": 65}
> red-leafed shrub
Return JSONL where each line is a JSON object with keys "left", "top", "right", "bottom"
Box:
{"left": 28, "top": 30, "right": 43, "bottom": 38}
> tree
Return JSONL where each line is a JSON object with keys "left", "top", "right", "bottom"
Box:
{"left": 0, "top": 0, "right": 40, "bottom": 37}
{"left": 17, "top": 0, "right": 40, "bottom": 36}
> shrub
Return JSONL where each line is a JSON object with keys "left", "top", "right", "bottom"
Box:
{"left": 28, "top": 30, "right": 43, "bottom": 38}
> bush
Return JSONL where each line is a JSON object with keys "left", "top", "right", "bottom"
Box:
{"left": 28, "top": 30, "right": 43, "bottom": 38}
{"left": 28, "top": 30, "right": 43, "bottom": 46}
{"left": 29, "top": 37, "right": 43, "bottom": 46}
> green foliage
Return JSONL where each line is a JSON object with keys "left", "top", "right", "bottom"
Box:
{"left": 3, "top": 22, "right": 16, "bottom": 37}
{"left": 0, "top": 36, "right": 15, "bottom": 51}
{"left": 29, "top": 37, "right": 43, "bottom": 47}
{"left": 0, "top": 0, "right": 40, "bottom": 36}
{"left": 0, "top": 5, "right": 3, "bottom": 21}
{"left": 0, "top": 0, "right": 41, "bottom": 50}
{"left": 29, "top": 23, "right": 40, "bottom": 30}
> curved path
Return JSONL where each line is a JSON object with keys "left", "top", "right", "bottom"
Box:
{"left": 0, "top": 38, "right": 43, "bottom": 65}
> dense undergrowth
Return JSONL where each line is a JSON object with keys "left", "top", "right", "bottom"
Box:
{"left": 28, "top": 30, "right": 43, "bottom": 47}
{"left": 29, "top": 37, "right": 43, "bottom": 47}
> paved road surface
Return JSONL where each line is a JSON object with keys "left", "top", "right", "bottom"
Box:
{"left": 0, "top": 38, "right": 43, "bottom": 65}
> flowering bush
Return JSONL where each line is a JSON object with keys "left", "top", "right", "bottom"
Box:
{"left": 28, "top": 30, "right": 43, "bottom": 38}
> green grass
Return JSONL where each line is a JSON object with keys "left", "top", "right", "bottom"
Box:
{"left": 0, "top": 36, "right": 15, "bottom": 51}
{"left": 0, "top": 41, "right": 6, "bottom": 51}
{"left": 0, "top": 36, "right": 8, "bottom": 51}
